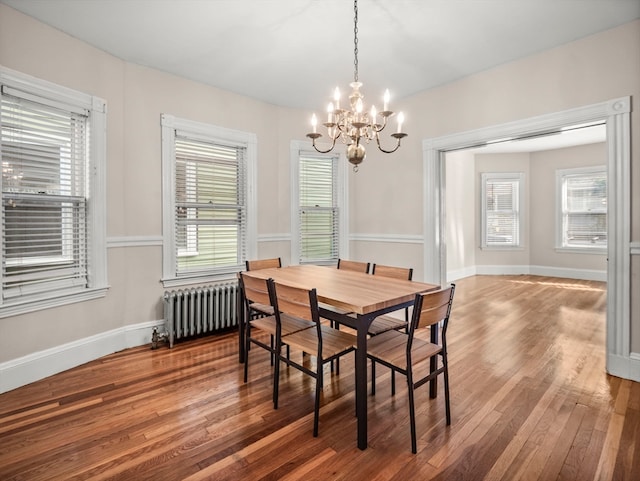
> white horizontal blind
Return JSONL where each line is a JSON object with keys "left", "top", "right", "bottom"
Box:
{"left": 1, "top": 88, "right": 89, "bottom": 300}
{"left": 174, "top": 135, "right": 246, "bottom": 275}
{"left": 484, "top": 176, "right": 520, "bottom": 247}
{"left": 299, "top": 152, "right": 339, "bottom": 263}
{"left": 562, "top": 170, "right": 606, "bottom": 247}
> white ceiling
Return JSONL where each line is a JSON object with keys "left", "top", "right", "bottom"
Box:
{"left": 2, "top": 0, "right": 639, "bottom": 111}
{"left": 1, "top": 0, "right": 633, "bottom": 153}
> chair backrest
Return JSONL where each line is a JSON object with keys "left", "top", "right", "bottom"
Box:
{"left": 371, "top": 264, "right": 413, "bottom": 281}
{"left": 268, "top": 280, "right": 320, "bottom": 325}
{"left": 409, "top": 284, "right": 456, "bottom": 347}
{"left": 239, "top": 272, "right": 272, "bottom": 309}
{"left": 246, "top": 257, "right": 282, "bottom": 271}
{"left": 337, "top": 259, "right": 370, "bottom": 274}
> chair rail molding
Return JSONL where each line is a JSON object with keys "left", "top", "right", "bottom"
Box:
{"left": 349, "top": 233, "right": 424, "bottom": 244}
{"left": 423, "top": 96, "right": 634, "bottom": 382}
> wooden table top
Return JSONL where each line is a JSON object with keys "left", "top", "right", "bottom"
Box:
{"left": 243, "top": 264, "right": 438, "bottom": 316}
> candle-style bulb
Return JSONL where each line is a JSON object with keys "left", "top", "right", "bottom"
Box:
{"left": 327, "top": 102, "right": 334, "bottom": 123}
{"left": 311, "top": 113, "right": 317, "bottom": 133}
{"left": 397, "top": 112, "right": 404, "bottom": 133}
{"left": 383, "top": 89, "right": 390, "bottom": 111}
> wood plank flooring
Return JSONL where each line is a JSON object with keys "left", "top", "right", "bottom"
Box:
{"left": 1, "top": 275, "right": 638, "bottom": 480}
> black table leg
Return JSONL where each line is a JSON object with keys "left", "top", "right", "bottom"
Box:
{"left": 356, "top": 316, "right": 369, "bottom": 450}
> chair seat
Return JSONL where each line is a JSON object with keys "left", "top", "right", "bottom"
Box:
{"left": 283, "top": 323, "right": 356, "bottom": 359}
{"left": 249, "top": 302, "right": 275, "bottom": 317}
{"left": 367, "top": 314, "right": 408, "bottom": 336}
{"left": 250, "top": 313, "right": 315, "bottom": 337}
{"left": 367, "top": 329, "right": 442, "bottom": 372}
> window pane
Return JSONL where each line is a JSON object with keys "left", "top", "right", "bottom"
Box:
{"left": 299, "top": 152, "right": 338, "bottom": 262}
{"left": 1, "top": 91, "right": 88, "bottom": 299}
{"left": 483, "top": 176, "right": 520, "bottom": 247}
{"left": 174, "top": 135, "right": 245, "bottom": 274}
{"left": 561, "top": 169, "right": 607, "bottom": 248}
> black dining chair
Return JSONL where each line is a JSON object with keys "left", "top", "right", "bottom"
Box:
{"left": 239, "top": 272, "right": 314, "bottom": 401}
{"left": 367, "top": 263, "right": 414, "bottom": 395}
{"left": 270, "top": 279, "right": 357, "bottom": 437}
{"left": 366, "top": 284, "right": 456, "bottom": 453}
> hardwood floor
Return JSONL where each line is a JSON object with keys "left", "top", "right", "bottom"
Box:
{"left": 1, "top": 275, "right": 638, "bottom": 480}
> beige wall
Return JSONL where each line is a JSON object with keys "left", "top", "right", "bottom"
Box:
{"left": 445, "top": 144, "right": 608, "bottom": 278}
{"left": 445, "top": 150, "right": 476, "bottom": 275}
{"left": 0, "top": 3, "right": 638, "bottom": 374}
{"left": 529, "top": 143, "right": 608, "bottom": 271}
{"left": 0, "top": 4, "right": 298, "bottom": 363}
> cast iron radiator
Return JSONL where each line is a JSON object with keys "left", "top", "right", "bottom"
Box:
{"left": 163, "top": 282, "right": 238, "bottom": 348}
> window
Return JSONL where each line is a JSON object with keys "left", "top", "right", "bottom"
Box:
{"left": 161, "top": 115, "right": 256, "bottom": 285}
{"left": 556, "top": 166, "right": 606, "bottom": 251}
{"left": 0, "top": 67, "right": 107, "bottom": 316}
{"left": 481, "top": 173, "right": 523, "bottom": 248}
{"left": 290, "top": 141, "right": 347, "bottom": 265}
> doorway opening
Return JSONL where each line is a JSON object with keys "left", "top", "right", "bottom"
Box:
{"left": 422, "top": 97, "right": 631, "bottom": 379}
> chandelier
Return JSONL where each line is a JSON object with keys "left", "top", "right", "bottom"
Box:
{"left": 306, "top": 0, "right": 407, "bottom": 172}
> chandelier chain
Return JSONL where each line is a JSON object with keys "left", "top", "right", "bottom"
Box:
{"left": 353, "top": 0, "right": 359, "bottom": 82}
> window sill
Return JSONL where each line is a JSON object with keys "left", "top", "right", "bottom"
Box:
{"left": 555, "top": 247, "right": 607, "bottom": 255}
{"left": 480, "top": 246, "right": 524, "bottom": 251}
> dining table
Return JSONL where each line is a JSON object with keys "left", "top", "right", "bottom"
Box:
{"left": 240, "top": 264, "right": 439, "bottom": 450}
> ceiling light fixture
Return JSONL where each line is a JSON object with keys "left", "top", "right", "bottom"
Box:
{"left": 306, "top": 0, "right": 407, "bottom": 172}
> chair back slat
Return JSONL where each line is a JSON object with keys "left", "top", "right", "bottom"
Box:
{"left": 413, "top": 286, "right": 455, "bottom": 330}
{"left": 246, "top": 257, "right": 282, "bottom": 271}
{"left": 372, "top": 264, "right": 413, "bottom": 280}
{"left": 270, "top": 281, "right": 317, "bottom": 323}
{"left": 240, "top": 272, "right": 271, "bottom": 307}
{"left": 337, "top": 259, "right": 370, "bottom": 273}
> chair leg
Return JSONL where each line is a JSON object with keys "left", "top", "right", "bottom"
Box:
{"left": 273, "top": 339, "right": 282, "bottom": 409}
{"left": 313, "top": 361, "right": 323, "bottom": 437}
{"left": 443, "top": 356, "right": 451, "bottom": 425}
{"left": 270, "top": 334, "right": 274, "bottom": 366}
{"left": 407, "top": 371, "right": 417, "bottom": 454}
{"left": 243, "top": 325, "right": 251, "bottom": 383}
{"left": 391, "top": 368, "right": 396, "bottom": 396}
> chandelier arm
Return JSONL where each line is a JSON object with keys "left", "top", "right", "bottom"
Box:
{"left": 374, "top": 133, "right": 404, "bottom": 154}
{"left": 310, "top": 135, "right": 338, "bottom": 154}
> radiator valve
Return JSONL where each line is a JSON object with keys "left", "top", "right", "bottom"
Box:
{"left": 151, "top": 327, "right": 168, "bottom": 350}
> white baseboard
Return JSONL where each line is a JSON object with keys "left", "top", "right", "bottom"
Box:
{"left": 460, "top": 264, "right": 607, "bottom": 282}
{"left": 0, "top": 319, "right": 165, "bottom": 394}
{"left": 529, "top": 265, "right": 607, "bottom": 282}
{"left": 446, "top": 266, "right": 477, "bottom": 282}
{"left": 608, "top": 353, "right": 640, "bottom": 383}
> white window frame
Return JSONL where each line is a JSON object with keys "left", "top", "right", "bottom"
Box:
{"left": 0, "top": 66, "right": 108, "bottom": 318}
{"left": 481, "top": 172, "right": 524, "bottom": 249}
{"left": 555, "top": 165, "right": 607, "bottom": 254}
{"left": 161, "top": 114, "right": 257, "bottom": 287}
{"left": 290, "top": 140, "right": 348, "bottom": 265}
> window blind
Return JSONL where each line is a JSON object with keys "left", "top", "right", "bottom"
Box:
{"left": 299, "top": 152, "right": 339, "bottom": 263}
{"left": 1, "top": 90, "right": 89, "bottom": 299}
{"left": 484, "top": 178, "right": 519, "bottom": 247}
{"left": 562, "top": 170, "right": 606, "bottom": 247}
{"left": 174, "top": 135, "right": 246, "bottom": 275}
